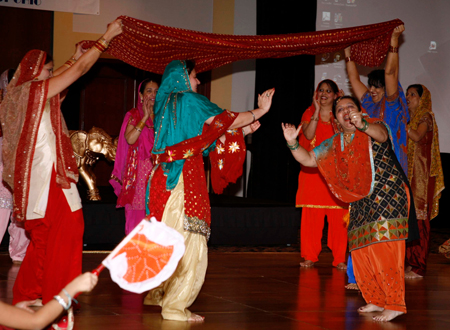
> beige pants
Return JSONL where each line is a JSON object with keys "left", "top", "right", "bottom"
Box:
{"left": 144, "top": 174, "right": 208, "bottom": 321}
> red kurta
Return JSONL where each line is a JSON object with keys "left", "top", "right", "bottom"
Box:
{"left": 296, "top": 107, "right": 348, "bottom": 209}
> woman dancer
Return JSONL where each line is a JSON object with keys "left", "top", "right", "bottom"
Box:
{"left": 296, "top": 80, "right": 348, "bottom": 269}
{"left": 0, "top": 69, "right": 30, "bottom": 264}
{"left": 110, "top": 78, "right": 159, "bottom": 234}
{"left": 282, "top": 96, "right": 415, "bottom": 322}
{"left": 144, "top": 60, "right": 274, "bottom": 321}
{"left": 0, "top": 20, "right": 122, "bottom": 312}
{"left": 405, "top": 84, "right": 444, "bottom": 278}
{"left": 344, "top": 25, "right": 408, "bottom": 174}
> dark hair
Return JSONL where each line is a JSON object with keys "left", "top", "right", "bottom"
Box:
{"left": 185, "top": 60, "right": 196, "bottom": 75}
{"left": 333, "top": 95, "right": 362, "bottom": 117}
{"left": 407, "top": 84, "right": 423, "bottom": 97}
{"left": 318, "top": 79, "right": 339, "bottom": 94}
{"left": 139, "top": 78, "right": 160, "bottom": 94}
{"left": 7, "top": 69, "right": 16, "bottom": 83}
{"left": 368, "top": 69, "right": 385, "bottom": 89}
{"left": 45, "top": 53, "right": 53, "bottom": 65}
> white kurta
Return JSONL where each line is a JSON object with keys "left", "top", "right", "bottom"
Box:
{"left": 26, "top": 102, "right": 81, "bottom": 220}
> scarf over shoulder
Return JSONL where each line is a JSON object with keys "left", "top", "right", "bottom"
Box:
{"left": 0, "top": 50, "right": 78, "bottom": 220}
{"left": 407, "top": 85, "right": 444, "bottom": 220}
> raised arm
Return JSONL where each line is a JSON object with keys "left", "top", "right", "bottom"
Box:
{"left": 281, "top": 123, "right": 317, "bottom": 167}
{"left": 385, "top": 25, "right": 404, "bottom": 97}
{"left": 344, "top": 47, "right": 368, "bottom": 100}
{"left": 46, "top": 19, "right": 123, "bottom": 100}
{"left": 205, "top": 88, "right": 275, "bottom": 129}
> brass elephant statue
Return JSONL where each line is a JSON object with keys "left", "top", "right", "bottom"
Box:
{"left": 70, "top": 127, "right": 117, "bottom": 201}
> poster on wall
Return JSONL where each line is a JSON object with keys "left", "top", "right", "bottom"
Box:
{"left": 0, "top": 0, "right": 100, "bottom": 15}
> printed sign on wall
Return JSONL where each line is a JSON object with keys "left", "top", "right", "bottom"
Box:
{"left": 0, "top": 0, "right": 100, "bottom": 15}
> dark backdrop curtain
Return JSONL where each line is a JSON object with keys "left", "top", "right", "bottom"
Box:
{"left": 247, "top": 0, "right": 317, "bottom": 203}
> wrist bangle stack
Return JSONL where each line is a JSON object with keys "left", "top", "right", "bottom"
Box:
{"left": 388, "top": 45, "right": 398, "bottom": 53}
{"left": 287, "top": 140, "right": 299, "bottom": 151}
{"left": 357, "top": 118, "right": 369, "bottom": 132}
{"left": 62, "top": 288, "right": 78, "bottom": 305}
{"left": 311, "top": 117, "right": 319, "bottom": 122}
{"left": 345, "top": 56, "right": 352, "bottom": 63}
{"left": 249, "top": 110, "right": 256, "bottom": 123}
{"left": 92, "top": 37, "right": 110, "bottom": 54}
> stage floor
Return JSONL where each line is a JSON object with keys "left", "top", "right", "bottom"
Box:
{"left": 1, "top": 252, "right": 450, "bottom": 329}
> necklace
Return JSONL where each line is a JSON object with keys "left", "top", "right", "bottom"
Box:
{"left": 343, "top": 133, "right": 354, "bottom": 145}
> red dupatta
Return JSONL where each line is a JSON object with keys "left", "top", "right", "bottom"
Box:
{"left": 82, "top": 17, "right": 403, "bottom": 74}
{"left": 312, "top": 118, "right": 381, "bottom": 204}
{"left": 0, "top": 50, "right": 78, "bottom": 220}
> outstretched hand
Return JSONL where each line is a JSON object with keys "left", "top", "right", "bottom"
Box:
{"left": 281, "top": 123, "right": 302, "bottom": 144}
{"left": 258, "top": 88, "right": 275, "bottom": 113}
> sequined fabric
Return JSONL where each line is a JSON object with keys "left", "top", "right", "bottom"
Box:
{"left": 82, "top": 17, "right": 403, "bottom": 74}
{"left": 0, "top": 50, "right": 78, "bottom": 220}
{"left": 348, "top": 139, "right": 409, "bottom": 252}
{"left": 407, "top": 86, "right": 444, "bottom": 221}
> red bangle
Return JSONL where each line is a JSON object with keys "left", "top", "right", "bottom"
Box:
{"left": 389, "top": 45, "right": 398, "bottom": 53}
{"left": 345, "top": 56, "right": 351, "bottom": 63}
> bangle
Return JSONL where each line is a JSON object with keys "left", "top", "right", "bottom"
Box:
{"left": 53, "top": 295, "right": 70, "bottom": 310}
{"left": 287, "top": 140, "right": 299, "bottom": 151}
{"left": 62, "top": 288, "right": 78, "bottom": 306}
{"left": 311, "top": 117, "right": 319, "bottom": 122}
{"left": 242, "top": 128, "right": 246, "bottom": 137}
{"left": 249, "top": 110, "right": 256, "bottom": 123}
{"left": 345, "top": 56, "right": 352, "bottom": 63}
{"left": 357, "top": 118, "right": 369, "bottom": 132}
{"left": 135, "top": 126, "right": 142, "bottom": 132}
{"left": 135, "top": 121, "right": 145, "bottom": 131}
{"left": 389, "top": 45, "right": 398, "bottom": 53}
{"left": 92, "top": 37, "right": 110, "bottom": 54}
{"left": 64, "top": 59, "right": 77, "bottom": 68}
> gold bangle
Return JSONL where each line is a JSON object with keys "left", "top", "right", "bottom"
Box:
{"left": 311, "top": 117, "right": 319, "bottom": 122}
{"left": 135, "top": 121, "right": 145, "bottom": 131}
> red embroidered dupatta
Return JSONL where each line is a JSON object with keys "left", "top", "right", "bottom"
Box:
{"left": 312, "top": 119, "right": 381, "bottom": 204}
{"left": 0, "top": 50, "right": 78, "bottom": 220}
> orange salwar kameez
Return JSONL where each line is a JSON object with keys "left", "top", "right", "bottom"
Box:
{"left": 297, "top": 107, "right": 348, "bottom": 266}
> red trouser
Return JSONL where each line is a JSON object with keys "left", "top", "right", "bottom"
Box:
{"left": 13, "top": 171, "right": 84, "bottom": 304}
{"left": 300, "top": 207, "right": 348, "bottom": 266}
{"left": 406, "top": 219, "right": 430, "bottom": 276}
{"left": 352, "top": 240, "right": 406, "bottom": 313}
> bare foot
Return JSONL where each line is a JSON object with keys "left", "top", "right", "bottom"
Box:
{"left": 345, "top": 283, "right": 360, "bottom": 290}
{"left": 405, "top": 266, "right": 412, "bottom": 272}
{"left": 373, "top": 309, "right": 404, "bottom": 322}
{"left": 336, "top": 262, "right": 347, "bottom": 270}
{"left": 358, "top": 304, "right": 384, "bottom": 313}
{"left": 405, "top": 271, "right": 423, "bottom": 279}
{"left": 300, "top": 260, "right": 314, "bottom": 267}
{"left": 188, "top": 313, "right": 205, "bottom": 322}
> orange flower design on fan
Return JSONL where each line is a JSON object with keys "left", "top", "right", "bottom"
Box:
{"left": 113, "top": 233, "right": 174, "bottom": 283}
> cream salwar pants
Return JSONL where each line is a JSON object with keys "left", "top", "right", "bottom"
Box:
{"left": 144, "top": 174, "right": 208, "bottom": 321}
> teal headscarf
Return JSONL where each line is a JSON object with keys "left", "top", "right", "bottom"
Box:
{"left": 152, "top": 60, "right": 224, "bottom": 190}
